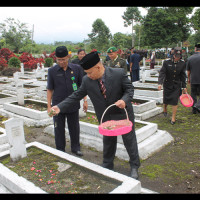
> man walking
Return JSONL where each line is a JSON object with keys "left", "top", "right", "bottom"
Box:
{"left": 130, "top": 49, "right": 142, "bottom": 82}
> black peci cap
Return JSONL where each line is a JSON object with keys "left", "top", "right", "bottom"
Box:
{"left": 55, "top": 46, "right": 68, "bottom": 58}
{"left": 80, "top": 51, "right": 100, "bottom": 70}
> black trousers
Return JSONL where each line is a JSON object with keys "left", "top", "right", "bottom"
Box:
{"left": 191, "top": 84, "right": 200, "bottom": 110}
{"left": 102, "top": 125, "right": 140, "bottom": 170}
{"left": 132, "top": 69, "right": 140, "bottom": 82}
{"left": 53, "top": 110, "right": 80, "bottom": 152}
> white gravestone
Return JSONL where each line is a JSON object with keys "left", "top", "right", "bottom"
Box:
{"left": 41, "top": 69, "right": 46, "bottom": 80}
{"left": 143, "top": 57, "right": 146, "bottom": 68}
{"left": 141, "top": 68, "right": 146, "bottom": 83}
{"left": 36, "top": 63, "right": 41, "bottom": 78}
{"left": 16, "top": 82, "right": 24, "bottom": 105}
{"left": 4, "top": 118, "right": 27, "bottom": 162}
{"left": 13, "top": 72, "right": 19, "bottom": 85}
{"left": 20, "top": 63, "right": 24, "bottom": 74}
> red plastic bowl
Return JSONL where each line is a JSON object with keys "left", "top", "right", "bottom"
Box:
{"left": 180, "top": 93, "right": 193, "bottom": 107}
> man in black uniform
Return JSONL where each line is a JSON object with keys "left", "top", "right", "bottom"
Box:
{"left": 49, "top": 51, "right": 140, "bottom": 180}
{"left": 47, "top": 46, "right": 88, "bottom": 156}
{"left": 186, "top": 43, "right": 200, "bottom": 114}
{"left": 158, "top": 47, "right": 187, "bottom": 124}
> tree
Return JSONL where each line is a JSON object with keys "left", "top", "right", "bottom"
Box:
{"left": 142, "top": 7, "right": 193, "bottom": 50}
{"left": 0, "top": 18, "right": 32, "bottom": 53}
{"left": 88, "top": 18, "right": 112, "bottom": 52}
{"left": 111, "top": 32, "right": 132, "bottom": 49}
{"left": 191, "top": 8, "right": 200, "bottom": 31}
{"left": 122, "top": 7, "right": 142, "bottom": 47}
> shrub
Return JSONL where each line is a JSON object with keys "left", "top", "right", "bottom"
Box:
{"left": 0, "top": 48, "right": 17, "bottom": 61}
{"left": 44, "top": 57, "right": 53, "bottom": 67}
{"left": 49, "top": 52, "right": 56, "bottom": 62}
{"left": 19, "top": 52, "right": 45, "bottom": 70}
{"left": 1, "top": 67, "right": 20, "bottom": 76}
{"left": 8, "top": 57, "right": 21, "bottom": 68}
{"left": 0, "top": 57, "right": 8, "bottom": 71}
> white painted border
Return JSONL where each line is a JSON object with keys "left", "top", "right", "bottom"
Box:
{"left": 0, "top": 142, "right": 141, "bottom": 194}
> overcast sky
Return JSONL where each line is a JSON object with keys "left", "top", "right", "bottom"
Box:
{"left": 0, "top": 7, "right": 148, "bottom": 44}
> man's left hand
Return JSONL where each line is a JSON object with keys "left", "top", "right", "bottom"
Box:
{"left": 83, "top": 101, "right": 88, "bottom": 113}
{"left": 115, "top": 100, "right": 126, "bottom": 109}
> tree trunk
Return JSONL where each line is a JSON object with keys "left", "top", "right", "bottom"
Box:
{"left": 132, "top": 19, "right": 134, "bottom": 47}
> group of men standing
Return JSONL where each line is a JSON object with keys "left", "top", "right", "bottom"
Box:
{"left": 106, "top": 46, "right": 143, "bottom": 82}
{"left": 47, "top": 46, "right": 140, "bottom": 180}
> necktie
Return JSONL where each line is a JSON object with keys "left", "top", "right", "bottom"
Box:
{"left": 99, "top": 79, "right": 106, "bottom": 99}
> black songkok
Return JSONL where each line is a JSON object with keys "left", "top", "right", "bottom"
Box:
{"left": 80, "top": 51, "right": 100, "bottom": 70}
{"left": 55, "top": 46, "right": 68, "bottom": 58}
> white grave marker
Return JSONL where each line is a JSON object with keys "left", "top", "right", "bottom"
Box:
{"left": 143, "top": 57, "right": 146, "bottom": 68}
{"left": 20, "top": 63, "right": 24, "bottom": 74}
{"left": 16, "top": 82, "right": 24, "bottom": 105}
{"left": 13, "top": 72, "right": 19, "bottom": 85}
{"left": 141, "top": 68, "right": 146, "bottom": 83}
{"left": 4, "top": 118, "right": 27, "bottom": 162}
{"left": 41, "top": 69, "right": 46, "bottom": 80}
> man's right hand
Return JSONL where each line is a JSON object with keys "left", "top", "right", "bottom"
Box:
{"left": 48, "top": 106, "right": 60, "bottom": 117}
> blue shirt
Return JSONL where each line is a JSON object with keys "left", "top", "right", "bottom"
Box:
{"left": 47, "top": 63, "right": 84, "bottom": 113}
{"left": 130, "top": 53, "right": 142, "bottom": 70}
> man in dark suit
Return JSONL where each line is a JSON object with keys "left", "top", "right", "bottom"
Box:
{"left": 187, "top": 43, "right": 200, "bottom": 114}
{"left": 130, "top": 49, "right": 142, "bottom": 82}
{"left": 49, "top": 51, "right": 140, "bottom": 180}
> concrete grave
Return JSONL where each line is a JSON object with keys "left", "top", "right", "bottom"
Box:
{"left": 0, "top": 93, "right": 17, "bottom": 105}
{"left": 0, "top": 142, "right": 147, "bottom": 193}
{"left": 87, "top": 97, "right": 163, "bottom": 120}
{"left": 2, "top": 99, "right": 48, "bottom": 120}
{"left": 0, "top": 99, "right": 52, "bottom": 127}
{"left": 132, "top": 81, "right": 163, "bottom": 104}
{"left": 4, "top": 118, "right": 27, "bottom": 162}
{"left": 131, "top": 98, "right": 163, "bottom": 120}
{"left": 44, "top": 119, "right": 173, "bottom": 161}
{"left": 0, "top": 127, "right": 9, "bottom": 153}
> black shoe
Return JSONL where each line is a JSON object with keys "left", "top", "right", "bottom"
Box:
{"left": 101, "top": 163, "right": 114, "bottom": 170}
{"left": 72, "top": 150, "right": 83, "bottom": 157}
{"left": 163, "top": 112, "right": 167, "bottom": 117}
{"left": 193, "top": 104, "right": 200, "bottom": 113}
{"left": 192, "top": 109, "right": 197, "bottom": 114}
{"left": 170, "top": 120, "right": 176, "bottom": 125}
{"left": 130, "top": 168, "right": 139, "bottom": 180}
